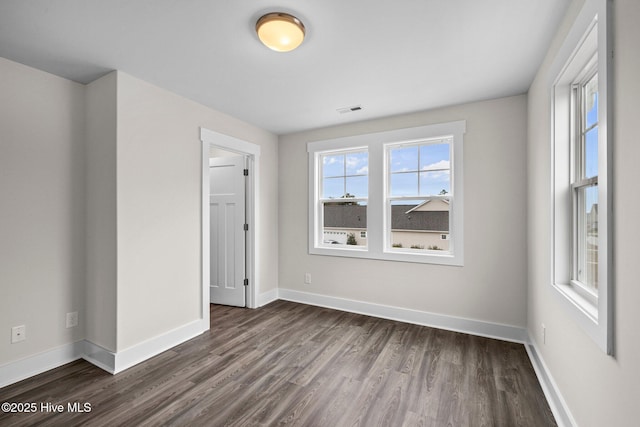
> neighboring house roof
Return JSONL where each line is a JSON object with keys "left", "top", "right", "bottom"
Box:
{"left": 324, "top": 203, "right": 449, "bottom": 232}
{"left": 324, "top": 204, "right": 367, "bottom": 229}
{"left": 405, "top": 198, "right": 450, "bottom": 213}
{"left": 391, "top": 206, "right": 449, "bottom": 232}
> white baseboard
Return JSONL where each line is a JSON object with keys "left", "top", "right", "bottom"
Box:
{"left": 110, "top": 319, "right": 207, "bottom": 374}
{"left": 1, "top": 319, "right": 208, "bottom": 388}
{"left": 278, "top": 288, "right": 528, "bottom": 343}
{"left": 257, "top": 288, "right": 279, "bottom": 307}
{"left": 525, "top": 337, "right": 577, "bottom": 427}
{"left": 84, "top": 320, "right": 208, "bottom": 374}
{"left": 82, "top": 340, "right": 116, "bottom": 374}
{"left": 0, "top": 341, "right": 84, "bottom": 388}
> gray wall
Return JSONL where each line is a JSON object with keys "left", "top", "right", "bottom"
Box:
{"left": 114, "top": 71, "right": 279, "bottom": 350}
{"left": 527, "top": 0, "right": 640, "bottom": 425}
{"left": 0, "top": 57, "right": 86, "bottom": 364}
{"left": 1, "top": 59, "right": 279, "bottom": 364}
{"left": 279, "top": 94, "right": 528, "bottom": 327}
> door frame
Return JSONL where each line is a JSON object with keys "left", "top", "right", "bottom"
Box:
{"left": 200, "top": 128, "right": 260, "bottom": 325}
{"left": 209, "top": 155, "right": 248, "bottom": 307}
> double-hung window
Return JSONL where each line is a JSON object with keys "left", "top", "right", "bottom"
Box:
{"left": 318, "top": 150, "right": 368, "bottom": 248}
{"left": 386, "top": 139, "right": 453, "bottom": 253}
{"left": 572, "top": 69, "right": 599, "bottom": 296}
{"left": 550, "top": 0, "right": 613, "bottom": 354}
{"left": 308, "top": 121, "right": 465, "bottom": 266}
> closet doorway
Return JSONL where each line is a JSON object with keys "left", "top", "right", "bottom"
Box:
{"left": 201, "top": 128, "right": 259, "bottom": 317}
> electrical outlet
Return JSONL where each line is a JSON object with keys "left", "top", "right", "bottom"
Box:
{"left": 542, "top": 323, "right": 546, "bottom": 344}
{"left": 66, "top": 311, "right": 78, "bottom": 328}
{"left": 11, "top": 325, "right": 26, "bottom": 343}
{"left": 304, "top": 273, "right": 311, "bottom": 284}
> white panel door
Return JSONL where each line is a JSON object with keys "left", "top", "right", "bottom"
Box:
{"left": 209, "top": 156, "right": 246, "bottom": 307}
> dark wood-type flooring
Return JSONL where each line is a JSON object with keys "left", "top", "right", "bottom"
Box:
{"left": 0, "top": 301, "right": 556, "bottom": 426}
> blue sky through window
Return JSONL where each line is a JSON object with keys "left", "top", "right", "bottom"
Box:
{"left": 584, "top": 79, "right": 598, "bottom": 212}
{"left": 585, "top": 92, "right": 598, "bottom": 179}
{"left": 390, "top": 141, "right": 451, "bottom": 197}
{"left": 321, "top": 140, "right": 452, "bottom": 201}
{"left": 322, "top": 151, "right": 368, "bottom": 198}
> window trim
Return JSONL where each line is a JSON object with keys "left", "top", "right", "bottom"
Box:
{"left": 384, "top": 138, "right": 454, "bottom": 255}
{"left": 308, "top": 121, "right": 465, "bottom": 266}
{"left": 549, "top": 0, "right": 613, "bottom": 354}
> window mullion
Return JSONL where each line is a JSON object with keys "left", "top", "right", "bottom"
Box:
{"left": 343, "top": 154, "right": 347, "bottom": 198}
{"left": 417, "top": 145, "right": 421, "bottom": 195}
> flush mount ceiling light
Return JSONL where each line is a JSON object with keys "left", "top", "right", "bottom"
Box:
{"left": 256, "top": 12, "right": 305, "bottom": 52}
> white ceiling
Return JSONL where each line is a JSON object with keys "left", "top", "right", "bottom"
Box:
{"left": 0, "top": 0, "right": 569, "bottom": 135}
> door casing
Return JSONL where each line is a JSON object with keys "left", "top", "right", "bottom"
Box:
{"left": 200, "top": 128, "right": 260, "bottom": 328}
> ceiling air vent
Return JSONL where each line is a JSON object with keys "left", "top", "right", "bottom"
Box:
{"left": 337, "top": 105, "right": 363, "bottom": 114}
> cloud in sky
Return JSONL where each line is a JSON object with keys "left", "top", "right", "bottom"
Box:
{"left": 421, "top": 160, "right": 450, "bottom": 171}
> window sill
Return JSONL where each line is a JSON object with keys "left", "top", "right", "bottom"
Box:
{"left": 553, "top": 281, "right": 598, "bottom": 324}
{"left": 309, "top": 245, "right": 463, "bottom": 266}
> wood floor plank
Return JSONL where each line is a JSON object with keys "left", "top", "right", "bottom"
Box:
{"left": 0, "top": 301, "right": 556, "bottom": 426}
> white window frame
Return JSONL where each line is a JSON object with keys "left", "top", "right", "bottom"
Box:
{"left": 550, "top": 0, "right": 613, "bottom": 354}
{"left": 317, "top": 147, "right": 369, "bottom": 250}
{"left": 308, "top": 121, "right": 465, "bottom": 266}
{"left": 385, "top": 137, "right": 454, "bottom": 255}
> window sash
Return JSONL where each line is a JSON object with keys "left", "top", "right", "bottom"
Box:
{"left": 318, "top": 149, "right": 369, "bottom": 249}
{"left": 571, "top": 69, "right": 599, "bottom": 294}
{"left": 571, "top": 182, "right": 598, "bottom": 302}
{"left": 385, "top": 140, "right": 453, "bottom": 253}
{"left": 572, "top": 65, "right": 598, "bottom": 182}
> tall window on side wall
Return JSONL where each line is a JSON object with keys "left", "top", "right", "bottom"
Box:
{"left": 551, "top": 0, "right": 613, "bottom": 354}
{"left": 308, "top": 120, "right": 465, "bottom": 266}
